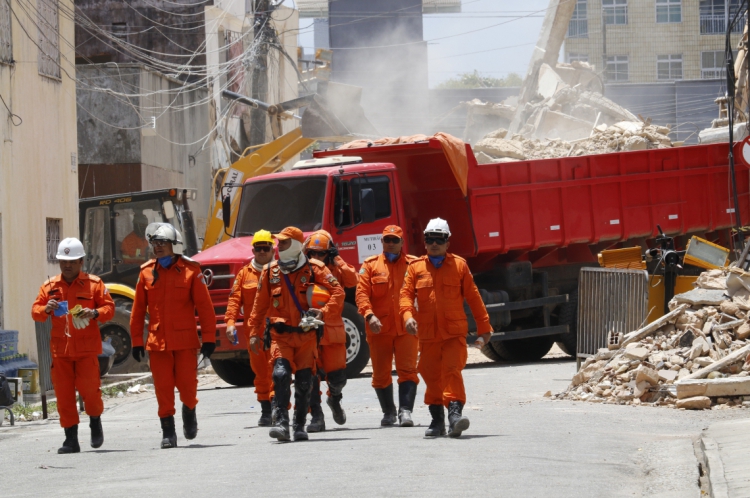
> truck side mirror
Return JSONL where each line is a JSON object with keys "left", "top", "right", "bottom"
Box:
{"left": 360, "top": 188, "right": 376, "bottom": 224}
{"left": 222, "top": 195, "right": 231, "bottom": 229}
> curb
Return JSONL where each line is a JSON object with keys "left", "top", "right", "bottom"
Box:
{"left": 701, "top": 437, "right": 729, "bottom": 498}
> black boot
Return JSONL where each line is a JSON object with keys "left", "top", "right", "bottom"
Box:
{"left": 326, "top": 369, "right": 347, "bottom": 425}
{"left": 375, "top": 384, "right": 397, "bottom": 426}
{"left": 258, "top": 400, "right": 273, "bottom": 427}
{"left": 398, "top": 381, "right": 417, "bottom": 427}
{"left": 58, "top": 425, "right": 81, "bottom": 454}
{"left": 424, "top": 405, "right": 446, "bottom": 438}
{"left": 307, "top": 375, "right": 325, "bottom": 432}
{"left": 447, "top": 401, "right": 470, "bottom": 438}
{"left": 160, "top": 416, "right": 177, "bottom": 449}
{"left": 182, "top": 404, "right": 198, "bottom": 440}
{"left": 269, "top": 359, "right": 291, "bottom": 441}
{"left": 293, "top": 368, "right": 313, "bottom": 441}
{"left": 89, "top": 416, "right": 104, "bottom": 448}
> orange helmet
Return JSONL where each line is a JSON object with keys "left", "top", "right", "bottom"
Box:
{"left": 306, "top": 284, "right": 331, "bottom": 308}
{"left": 304, "top": 231, "right": 332, "bottom": 252}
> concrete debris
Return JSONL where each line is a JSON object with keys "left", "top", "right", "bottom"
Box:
{"left": 553, "top": 268, "right": 750, "bottom": 410}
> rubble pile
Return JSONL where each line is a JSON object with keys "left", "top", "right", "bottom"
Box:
{"left": 554, "top": 268, "right": 750, "bottom": 410}
{"left": 473, "top": 120, "right": 673, "bottom": 163}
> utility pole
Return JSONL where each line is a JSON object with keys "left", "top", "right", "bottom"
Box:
{"left": 250, "top": 0, "right": 272, "bottom": 146}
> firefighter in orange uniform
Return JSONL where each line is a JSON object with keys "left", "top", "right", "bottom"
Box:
{"left": 224, "top": 229, "right": 276, "bottom": 426}
{"left": 121, "top": 213, "right": 150, "bottom": 264}
{"left": 246, "top": 226, "right": 345, "bottom": 442}
{"left": 303, "top": 230, "right": 358, "bottom": 432}
{"left": 129, "top": 223, "right": 217, "bottom": 449}
{"left": 356, "top": 225, "right": 419, "bottom": 427}
{"left": 400, "top": 218, "right": 492, "bottom": 438}
{"left": 31, "top": 238, "right": 115, "bottom": 454}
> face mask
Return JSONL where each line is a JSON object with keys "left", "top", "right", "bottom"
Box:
{"left": 428, "top": 255, "right": 445, "bottom": 268}
{"left": 278, "top": 240, "right": 304, "bottom": 273}
{"left": 384, "top": 252, "right": 400, "bottom": 263}
{"left": 158, "top": 255, "right": 174, "bottom": 268}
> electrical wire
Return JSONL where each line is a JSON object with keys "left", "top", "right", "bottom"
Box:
{"left": 0, "top": 92, "right": 22, "bottom": 126}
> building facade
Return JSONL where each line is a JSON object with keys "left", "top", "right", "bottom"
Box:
{"left": 0, "top": 0, "right": 80, "bottom": 360}
{"left": 565, "top": 0, "right": 745, "bottom": 83}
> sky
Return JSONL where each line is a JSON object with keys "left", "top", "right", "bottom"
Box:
{"left": 290, "top": 0, "right": 551, "bottom": 88}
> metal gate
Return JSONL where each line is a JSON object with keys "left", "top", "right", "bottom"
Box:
{"left": 577, "top": 267, "right": 649, "bottom": 364}
{"left": 35, "top": 318, "right": 54, "bottom": 418}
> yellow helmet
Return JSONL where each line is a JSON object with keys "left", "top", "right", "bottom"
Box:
{"left": 306, "top": 284, "right": 331, "bottom": 309}
{"left": 252, "top": 229, "right": 275, "bottom": 246}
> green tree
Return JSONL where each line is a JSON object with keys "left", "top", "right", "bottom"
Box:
{"left": 436, "top": 71, "right": 522, "bottom": 89}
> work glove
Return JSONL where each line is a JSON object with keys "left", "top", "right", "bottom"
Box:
{"left": 200, "top": 342, "right": 216, "bottom": 359}
{"left": 329, "top": 245, "right": 339, "bottom": 258}
{"left": 132, "top": 346, "right": 145, "bottom": 362}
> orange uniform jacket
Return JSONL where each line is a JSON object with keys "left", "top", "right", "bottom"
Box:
{"left": 31, "top": 273, "right": 115, "bottom": 358}
{"left": 130, "top": 256, "right": 217, "bottom": 351}
{"left": 121, "top": 231, "right": 150, "bottom": 264}
{"left": 399, "top": 254, "right": 492, "bottom": 343}
{"left": 321, "top": 256, "right": 359, "bottom": 344}
{"left": 247, "top": 259, "right": 345, "bottom": 340}
{"left": 225, "top": 262, "right": 262, "bottom": 338}
{"left": 356, "top": 253, "right": 417, "bottom": 336}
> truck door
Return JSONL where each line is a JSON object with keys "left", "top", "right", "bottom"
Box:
{"left": 331, "top": 173, "right": 399, "bottom": 268}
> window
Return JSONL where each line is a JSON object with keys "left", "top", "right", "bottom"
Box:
{"left": 0, "top": 0, "right": 11, "bottom": 64}
{"left": 83, "top": 207, "right": 112, "bottom": 275}
{"left": 46, "top": 218, "right": 61, "bottom": 262}
{"left": 567, "top": 0, "right": 588, "bottom": 38}
{"left": 37, "top": 0, "right": 60, "bottom": 79}
{"left": 702, "top": 51, "right": 725, "bottom": 78}
{"left": 567, "top": 53, "right": 589, "bottom": 63}
{"left": 602, "top": 0, "right": 627, "bottom": 25}
{"left": 656, "top": 0, "right": 681, "bottom": 23}
{"left": 700, "top": 0, "right": 744, "bottom": 34}
{"left": 657, "top": 54, "right": 683, "bottom": 80}
{"left": 606, "top": 55, "right": 629, "bottom": 81}
{"left": 334, "top": 176, "right": 392, "bottom": 228}
{"left": 114, "top": 200, "right": 164, "bottom": 269}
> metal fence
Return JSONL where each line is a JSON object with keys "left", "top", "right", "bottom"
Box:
{"left": 34, "top": 318, "right": 54, "bottom": 418}
{"left": 576, "top": 268, "right": 650, "bottom": 363}
{"left": 700, "top": 13, "right": 747, "bottom": 34}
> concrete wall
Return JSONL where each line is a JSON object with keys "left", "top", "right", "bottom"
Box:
{"left": 0, "top": 0, "right": 80, "bottom": 360}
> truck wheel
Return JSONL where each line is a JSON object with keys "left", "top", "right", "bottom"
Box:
{"left": 210, "top": 358, "right": 255, "bottom": 387}
{"left": 482, "top": 337, "right": 556, "bottom": 362}
{"left": 343, "top": 302, "right": 369, "bottom": 379}
{"left": 102, "top": 298, "right": 150, "bottom": 375}
{"left": 555, "top": 290, "right": 578, "bottom": 357}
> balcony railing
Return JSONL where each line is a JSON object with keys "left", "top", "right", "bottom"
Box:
{"left": 700, "top": 13, "right": 747, "bottom": 34}
{"left": 701, "top": 68, "right": 725, "bottom": 79}
{"left": 567, "top": 19, "right": 588, "bottom": 38}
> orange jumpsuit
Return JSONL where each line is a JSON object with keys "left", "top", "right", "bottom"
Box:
{"left": 356, "top": 253, "right": 419, "bottom": 389}
{"left": 318, "top": 255, "right": 359, "bottom": 375}
{"left": 399, "top": 254, "right": 491, "bottom": 406}
{"left": 121, "top": 231, "right": 150, "bottom": 265}
{"left": 31, "top": 273, "right": 115, "bottom": 428}
{"left": 130, "top": 256, "right": 216, "bottom": 418}
{"left": 247, "top": 259, "right": 344, "bottom": 371}
{"left": 225, "top": 261, "right": 273, "bottom": 402}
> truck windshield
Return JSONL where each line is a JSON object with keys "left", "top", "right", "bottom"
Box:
{"left": 234, "top": 176, "right": 327, "bottom": 235}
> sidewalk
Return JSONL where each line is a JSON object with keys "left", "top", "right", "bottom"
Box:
{"left": 703, "top": 418, "right": 750, "bottom": 497}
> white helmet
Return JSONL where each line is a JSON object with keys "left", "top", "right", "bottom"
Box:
{"left": 57, "top": 237, "right": 86, "bottom": 260}
{"left": 424, "top": 218, "right": 451, "bottom": 238}
{"left": 146, "top": 223, "right": 183, "bottom": 245}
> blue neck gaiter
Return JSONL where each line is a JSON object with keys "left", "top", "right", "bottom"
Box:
{"left": 384, "top": 252, "right": 400, "bottom": 263}
{"left": 158, "top": 255, "right": 174, "bottom": 268}
{"left": 428, "top": 255, "right": 445, "bottom": 268}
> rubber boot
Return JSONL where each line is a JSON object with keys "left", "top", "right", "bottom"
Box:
{"left": 89, "top": 416, "right": 104, "bottom": 449}
{"left": 182, "top": 404, "right": 198, "bottom": 440}
{"left": 424, "top": 405, "right": 446, "bottom": 438}
{"left": 160, "top": 416, "right": 177, "bottom": 449}
{"left": 398, "top": 381, "right": 417, "bottom": 428}
{"left": 375, "top": 384, "right": 397, "bottom": 426}
{"left": 258, "top": 400, "right": 273, "bottom": 427}
{"left": 270, "top": 396, "right": 277, "bottom": 425}
{"left": 447, "top": 401, "right": 470, "bottom": 438}
{"left": 307, "top": 375, "right": 325, "bottom": 432}
{"left": 58, "top": 425, "right": 81, "bottom": 454}
{"left": 269, "top": 359, "right": 292, "bottom": 441}
{"left": 293, "top": 368, "right": 313, "bottom": 441}
{"left": 326, "top": 368, "right": 347, "bottom": 425}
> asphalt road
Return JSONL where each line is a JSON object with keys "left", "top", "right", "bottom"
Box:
{"left": 2, "top": 355, "right": 748, "bottom": 497}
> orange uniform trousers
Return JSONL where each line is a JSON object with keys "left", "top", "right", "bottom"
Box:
{"left": 150, "top": 349, "right": 199, "bottom": 418}
{"left": 248, "top": 346, "right": 273, "bottom": 401}
{"left": 51, "top": 355, "right": 103, "bottom": 428}
{"left": 269, "top": 331, "right": 317, "bottom": 373}
{"left": 367, "top": 332, "right": 419, "bottom": 390}
{"left": 418, "top": 336, "right": 468, "bottom": 407}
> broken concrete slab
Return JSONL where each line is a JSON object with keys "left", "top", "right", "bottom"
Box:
{"left": 676, "top": 377, "right": 750, "bottom": 399}
{"left": 624, "top": 347, "right": 650, "bottom": 362}
{"left": 659, "top": 370, "right": 679, "bottom": 382}
{"left": 473, "top": 138, "right": 526, "bottom": 160}
{"left": 676, "top": 396, "right": 711, "bottom": 410}
{"left": 537, "top": 63, "right": 568, "bottom": 100}
{"left": 635, "top": 365, "right": 660, "bottom": 385}
{"left": 673, "top": 288, "right": 728, "bottom": 307}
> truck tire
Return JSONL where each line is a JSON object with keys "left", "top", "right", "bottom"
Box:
{"left": 483, "top": 336, "right": 556, "bottom": 362}
{"left": 102, "top": 298, "right": 150, "bottom": 375}
{"left": 555, "top": 290, "right": 578, "bottom": 357}
{"left": 343, "top": 302, "right": 369, "bottom": 379}
{"left": 210, "top": 358, "right": 256, "bottom": 387}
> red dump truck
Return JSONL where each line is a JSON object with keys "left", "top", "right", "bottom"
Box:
{"left": 195, "top": 136, "right": 750, "bottom": 386}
